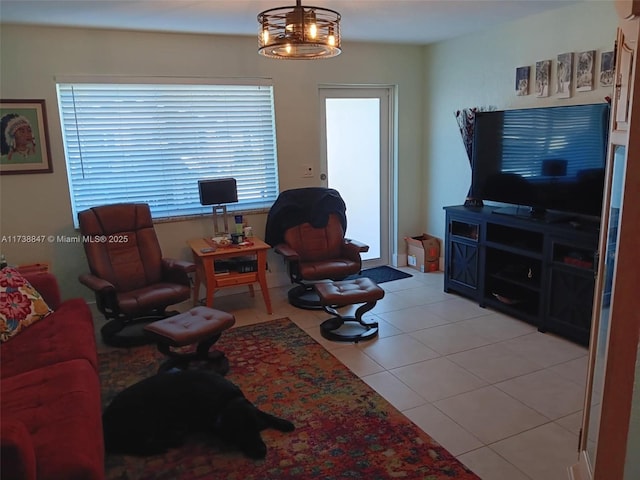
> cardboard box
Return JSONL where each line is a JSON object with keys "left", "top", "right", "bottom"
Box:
{"left": 405, "top": 234, "right": 440, "bottom": 273}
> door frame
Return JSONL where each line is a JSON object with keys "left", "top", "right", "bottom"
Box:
{"left": 318, "top": 84, "right": 397, "bottom": 268}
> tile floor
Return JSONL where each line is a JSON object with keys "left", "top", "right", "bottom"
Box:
{"left": 95, "top": 268, "right": 588, "bottom": 480}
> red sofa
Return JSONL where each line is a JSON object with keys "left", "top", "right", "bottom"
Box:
{"left": 1, "top": 272, "right": 104, "bottom": 480}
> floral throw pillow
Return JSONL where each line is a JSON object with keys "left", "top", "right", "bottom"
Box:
{"left": 0, "top": 267, "right": 52, "bottom": 342}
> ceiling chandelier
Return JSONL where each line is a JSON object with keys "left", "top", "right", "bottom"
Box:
{"left": 257, "top": 0, "right": 342, "bottom": 60}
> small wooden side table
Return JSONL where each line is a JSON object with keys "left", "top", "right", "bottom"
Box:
{"left": 187, "top": 238, "right": 272, "bottom": 314}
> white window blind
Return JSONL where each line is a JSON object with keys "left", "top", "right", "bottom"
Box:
{"left": 56, "top": 81, "right": 279, "bottom": 226}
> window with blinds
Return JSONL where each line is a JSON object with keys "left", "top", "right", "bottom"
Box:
{"left": 56, "top": 80, "right": 279, "bottom": 226}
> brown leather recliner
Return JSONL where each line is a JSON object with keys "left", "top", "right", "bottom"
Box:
{"left": 274, "top": 213, "right": 369, "bottom": 308}
{"left": 78, "top": 203, "right": 194, "bottom": 346}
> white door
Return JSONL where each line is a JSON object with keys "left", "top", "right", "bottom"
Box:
{"left": 319, "top": 86, "right": 394, "bottom": 267}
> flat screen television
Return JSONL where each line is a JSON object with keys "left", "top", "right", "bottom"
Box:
{"left": 198, "top": 178, "right": 238, "bottom": 206}
{"left": 470, "top": 103, "right": 610, "bottom": 220}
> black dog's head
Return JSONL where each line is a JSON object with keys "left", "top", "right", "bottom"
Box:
{"left": 215, "top": 397, "right": 295, "bottom": 459}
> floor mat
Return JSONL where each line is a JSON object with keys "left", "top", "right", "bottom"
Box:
{"left": 346, "top": 265, "right": 412, "bottom": 284}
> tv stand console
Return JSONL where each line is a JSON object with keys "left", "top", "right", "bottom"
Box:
{"left": 443, "top": 205, "right": 599, "bottom": 345}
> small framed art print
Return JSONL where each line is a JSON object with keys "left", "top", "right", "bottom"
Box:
{"left": 0, "top": 99, "right": 53, "bottom": 175}
{"left": 516, "top": 66, "right": 530, "bottom": 96}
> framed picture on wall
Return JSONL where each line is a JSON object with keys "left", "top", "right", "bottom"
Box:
{"left": 576, "top": 50, "right": 595, "bottom": 92}
{"left": 600, "top": 50, "right": 614, "bottom": 87}
{"left": 556, "top": 52, "right": 573, "bottom": 98}
{"left": 0, "top": 99, "right": 52, "bottom": 175}
{"left": 535, "top": 60, "right": 551, "bottom": 97}
{"left": 515, "top": 66, "right": 530, "bottom": 96}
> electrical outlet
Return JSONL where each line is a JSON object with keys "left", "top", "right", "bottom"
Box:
{"left": 302, "top": 164, "right": 314, "bottom": 178}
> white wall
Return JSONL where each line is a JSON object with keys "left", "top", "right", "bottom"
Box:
{"left": 422, "top": 1, "right": 618, "bottom": 240}
{"left": 0, "top": 25, "right": 424, "bottom": 298}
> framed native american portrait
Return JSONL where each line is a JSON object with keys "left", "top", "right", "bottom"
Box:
{"left": 0, "top": 99, "right": 52, "bottom": 175}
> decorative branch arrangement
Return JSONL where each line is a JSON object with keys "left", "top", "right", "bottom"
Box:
{"left": 454, "top": 106, "right": 496, "bottom": 207}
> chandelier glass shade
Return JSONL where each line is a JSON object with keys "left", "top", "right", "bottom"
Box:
{"left": 258, "top": 0, "right": 341, "bottom": 59}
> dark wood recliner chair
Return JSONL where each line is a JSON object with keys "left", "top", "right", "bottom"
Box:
{"left": 78, "top": 203, "right": 194, "bottom": 347}
{"left": 266, "top": 188, "right": 368, "bottom": 309}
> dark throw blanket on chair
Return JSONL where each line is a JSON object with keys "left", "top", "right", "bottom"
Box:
{"left": 265, "top": 187, "right": 348, "bottom": 246}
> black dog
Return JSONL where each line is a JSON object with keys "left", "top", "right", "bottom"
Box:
{"left": 102, "top": 369, "right": 295, "bottom": 458}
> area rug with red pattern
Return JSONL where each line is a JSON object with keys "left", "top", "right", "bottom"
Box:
{"left": 100, "top": 317, "right": 480, "bottom": 480}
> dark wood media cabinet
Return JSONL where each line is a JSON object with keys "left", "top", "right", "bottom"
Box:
{"left": 443, "top": 205, "right": 599, "bottom": 346}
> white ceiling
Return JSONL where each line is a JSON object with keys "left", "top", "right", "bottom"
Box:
{"left": 0, "top": 0, "right": 581, "bottom": 45}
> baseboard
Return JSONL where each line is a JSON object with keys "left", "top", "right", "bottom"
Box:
{"left": 84, "top": 271, "right": 291, "bottom": 308}
{"left": 568, "top": 451, "right": 592, "bottom": 480}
